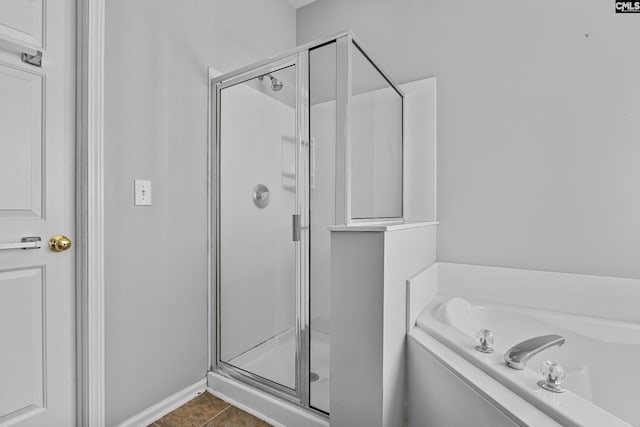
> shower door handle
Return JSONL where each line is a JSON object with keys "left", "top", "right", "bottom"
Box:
{"left": 292, "top": 214, "right": 301, "bottom": 242}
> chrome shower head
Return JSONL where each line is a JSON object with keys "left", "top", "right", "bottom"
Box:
{"left": 269, "top": 75, "right": 283, "bottom": 91}
{"left": 258, "top": 74, "right": 284, "bottom": 92}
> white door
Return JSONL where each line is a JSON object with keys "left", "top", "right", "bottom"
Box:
{"left": 0, "top": 1, "right": 76, "bottom": 426}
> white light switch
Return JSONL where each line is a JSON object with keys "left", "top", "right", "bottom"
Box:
{"left": 134, "top": 179, "right": 152, "bottom": 206}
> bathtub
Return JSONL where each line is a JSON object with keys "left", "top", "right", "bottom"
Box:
{"left": 407, "top": 296, "right": 638, "bottom": 427}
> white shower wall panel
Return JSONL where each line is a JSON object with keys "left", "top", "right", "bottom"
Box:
{"left": 219, "top": 82, "right": 296, "bottom": 361}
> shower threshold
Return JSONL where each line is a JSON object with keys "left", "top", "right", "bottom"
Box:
{"left": 229, "top": 328, "right": 330, "bottom": 413}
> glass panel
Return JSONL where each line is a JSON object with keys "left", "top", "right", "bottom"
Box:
{"left": 309, "top": 42, "right": 336, "bottom": 413}
{"left": 219, "top": 65, "right": 298, "bottom": 390}
{"left": 350, "top": 42, "right": 403, "bottom": 219}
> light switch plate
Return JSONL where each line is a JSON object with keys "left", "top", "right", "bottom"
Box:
{"left": 134, "top": 179, "right": 152, "bottom": 206}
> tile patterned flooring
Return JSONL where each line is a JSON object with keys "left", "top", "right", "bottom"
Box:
{"left": 149, "top": 392, "right": 271, "bottom": 427}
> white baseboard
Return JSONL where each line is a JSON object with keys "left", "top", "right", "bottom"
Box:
{"left": 116, "top": 379, "right": 207, "bottom": 427}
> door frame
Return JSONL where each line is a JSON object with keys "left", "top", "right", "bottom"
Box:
{"left": 76, "top": 0, "right": 106, "bottom": 426}
{"left": 209, "top": 54, "right": 311, "bottom": 407}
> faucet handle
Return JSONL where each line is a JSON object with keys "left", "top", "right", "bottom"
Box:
{"left": 475, "top": 329, "right": 495, "bottom": 353}
{"left": 537, "top": 360, "right": 566, "bottom": 393}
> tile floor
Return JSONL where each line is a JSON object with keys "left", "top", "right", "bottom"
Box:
{"left": 149, "top": 392, "right": 271, "bottom": 427}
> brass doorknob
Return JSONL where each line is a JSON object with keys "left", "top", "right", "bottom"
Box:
{"left": 49, "top": 235, "right": 72, "bottom": 252}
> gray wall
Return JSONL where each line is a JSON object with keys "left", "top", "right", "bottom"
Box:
{"left": 298, "top": 0, "right": 640, "bottom": 279}
{"left": 104, "top": 1, "right": 295, "bottom": 425}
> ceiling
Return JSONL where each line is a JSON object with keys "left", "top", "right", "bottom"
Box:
{"left": 287, "top": 0, "right": 318, "bottom": 9}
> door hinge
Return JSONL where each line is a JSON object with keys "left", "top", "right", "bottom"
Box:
{"left": 22, "top": 50, "right": 43, "bottom": 67}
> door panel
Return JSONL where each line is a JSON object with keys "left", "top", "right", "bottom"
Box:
{"left": 0, "top": 64, "right": 43, "bottom": 217}
{"left": 0, "top": 267, "right": 45, "bottom": 422}
{"left": 0, "top": 0, "right": 75, "bottom": 426}
{"left": 0, "top": 0, "right": 44, "bottom": 48}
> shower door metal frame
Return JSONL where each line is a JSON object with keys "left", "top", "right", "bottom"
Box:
{"left": 209, "top": 52, "right": 312, "bottom": 409}
{"left": 336, "top": 37, "right": 406, "bottom": 225}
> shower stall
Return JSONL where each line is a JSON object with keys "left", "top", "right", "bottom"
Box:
{"left": 208, "top": 31, "right": 404, "bottom": 418}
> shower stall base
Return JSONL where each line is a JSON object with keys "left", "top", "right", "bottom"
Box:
{"left": 229, "top": 329, "right": 330, "bottom": 413}
{"left": 207, "top": 370, "right": 329, "bottom": 427}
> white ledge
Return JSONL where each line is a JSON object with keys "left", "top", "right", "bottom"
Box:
{"left": 328, "top": 220, "right": 438, "bottom": 232}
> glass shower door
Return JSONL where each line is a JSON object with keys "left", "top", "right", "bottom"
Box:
{"left": 217, "top": 64, "right": 301, "bottom": 393}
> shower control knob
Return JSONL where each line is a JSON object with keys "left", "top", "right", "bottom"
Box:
{"left": 475, "top": 329, "right": 495, "bottom": 354}
{"left": 537, "top": 360, "right": 566, "bottom": 393}
{"left": 252, "top": 184, "right": 270, "bottom": 209}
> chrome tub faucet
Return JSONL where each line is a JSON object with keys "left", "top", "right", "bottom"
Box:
{"left": 504, "top": 335, "right": 565, "bottom": 370}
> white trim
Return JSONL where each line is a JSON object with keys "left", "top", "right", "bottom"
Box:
{"left": 0, "top": 34, "right": 40, "bottom": 58}
{"left": 207, "top": 388, "right": 284, "bottom": 427}
{"left": 210, "top": 66, "right": 223, "bottom": 380}
{"left": 116, "top": 380, "right": 207, "bottom": 427}
{"left": 328, "top": 220, "right": 438, "bottom": 232}
{"left": 76, "top": 0, "right": 106, "bottom": 425}
{"left": 207, "top": 372, "right": 329, "bottom": 427}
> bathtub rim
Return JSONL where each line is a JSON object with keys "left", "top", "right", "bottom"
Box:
{"left": 407, "top": 327, "right": 562, "bottom": 427}
{"left": 415, "top": 295, "right": 633, "bottom": 427}
{"left": 426, "top": 295, "right": 640, "bottom": 345}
